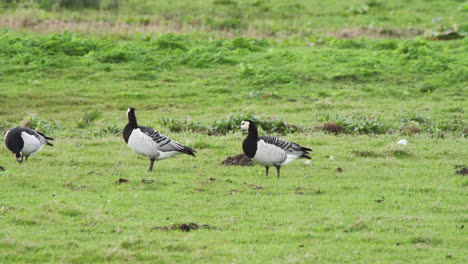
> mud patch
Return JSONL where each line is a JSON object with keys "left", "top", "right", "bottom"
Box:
{"left": 402, "top": 125, "right": 421, "bottom": 134}
{"left": 246, "top": 184, "right": 264, "bottom": 190}
{"left": 151, "top": 222, "right": 212, "bottom": 232}
{"left": 455, "top": 165, "right": 467, "bottom": 176}
{"left": 117, "top": 178, "right": 129, "bottom": 183}
{"left": 317, "top": 122, "right": 346, "bottom": 134}
{"left": 222, "top": 154, "right": 253, "bottom": 166}
{"left": 336, "top": 167, "right": 343, "bottom": 172}
{"left": 375, "top": 196, "right": 385, "bottom": 203}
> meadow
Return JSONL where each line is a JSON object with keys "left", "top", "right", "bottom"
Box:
{"left": 0, "top": 0, "right": 467, "bottom": 263}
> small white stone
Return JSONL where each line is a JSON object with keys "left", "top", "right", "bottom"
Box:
{"left": 305, "top": 160, "right": 311, "bottom": 165}
{"left": 329, "top": 156, "right": 334, "bottom": 160}
{"left": 397, "top": 139, "right": 408, "bottom": 146}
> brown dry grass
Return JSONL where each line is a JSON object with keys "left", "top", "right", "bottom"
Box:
{"left": 0, "top": 13, "right": 422, "bottom": 39}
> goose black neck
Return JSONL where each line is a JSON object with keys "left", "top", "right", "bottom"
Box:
{"left": 247, "top": 122, "right": 258, "bottom": 140}
{"left": 127, "top": 110, "right": 138, "bottom": 128}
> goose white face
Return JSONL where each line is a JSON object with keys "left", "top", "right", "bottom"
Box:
{"left": 126, "top": 108, "right": 131, "bottom": 116}
{"left": 240, "top": 121, "right": 250, "bottom": 130}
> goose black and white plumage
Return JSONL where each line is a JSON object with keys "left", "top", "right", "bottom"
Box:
{"left": 240, "top": 120, "right": 312, "bottom": 178}
{"left": 4, "top": 127, "right": 54, "bottom": 163}
{"left": 123, "top": 108, "right": 196, "bottom": 172}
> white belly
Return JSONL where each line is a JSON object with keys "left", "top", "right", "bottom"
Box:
{"left": 156, "top": 151, "right": 180, "bottom": 160}
{"left": 252, "top": 140, "right": 287, "bottom": 166}
{"left": 128, "top": 129, "right": 160, "bottom": 159}
{"left": 21, "top": 132, "right": 43, "bottom": 156}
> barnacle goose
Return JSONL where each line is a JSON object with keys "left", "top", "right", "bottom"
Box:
{"left": 123, "top": 108, "right": 196, "bottom": 172}
{"left": 240, "top": 120, "right": 312, "bottom": 178}
{"left": 4, "top": 127, "right": 54, "bottom": 163}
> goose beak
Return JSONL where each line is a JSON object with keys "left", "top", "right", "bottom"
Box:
{"left": 16, "top": 157, "right": 23, "bottom": 163}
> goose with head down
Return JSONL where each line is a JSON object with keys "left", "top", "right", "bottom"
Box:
{"left": 4, "top": 127, "right": 54, "bottom": 163}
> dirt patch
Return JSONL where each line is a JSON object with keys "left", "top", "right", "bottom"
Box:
{"left": 455, "top": 166, "right": 468, "bottom": 176}
{"left": 402, "top": 125, "right": 421, "bottom": 134}
{"left": 336, "top": 167, "right": 344, "bottom": 172}
{"left": 375, "top": 196, "right": 385, "bottom": 203}
{"left": 222, "top": 154, "right": 253, "bottom": 166}
{"left": 320, "top": 27, "right": 423, "bottom": 39}
{"left": 151, "top": 222, "right": 212, "bottom": 232}
{"left": 317, "top": 122, "right": 346, "bottom": 134}
{"left": 246, "top": 184, "right": 264, "bottom": 190}
{"left": 117, "top": 178, "right": 129, "bottom": 183}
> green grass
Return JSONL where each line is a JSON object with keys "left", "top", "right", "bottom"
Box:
{"left": 1, "top": 0, "right": 467, "bottom": 38}
{"left": 0, "top": 135, "right": 466, "bottom": 263}
{"left": 0, "top": 1, "right": 467, "bottom": 263}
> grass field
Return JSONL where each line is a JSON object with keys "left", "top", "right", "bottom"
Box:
{"left": 0, "top": 0, "right": 467, "bottom": 263}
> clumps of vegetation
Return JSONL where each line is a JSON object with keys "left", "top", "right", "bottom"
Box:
{"left": 352, "top": 148, "right": 412, "bottom": 159}
{"left": 76, "top": 110, "right": 102, "bottom": 128}
{"left": 159, "top": 113, "right": 303, "bottom": 135}
{"left": 398, "top": 113, "right": 467, "bottom": 137}
{"left": 158, "top": 118, "right": 205, "bottom": 133}
{"left": 318, "top": 114, "right": 387, "bottom": 134}
{"left": 209, "top": 113, "right": 303, "bottom": 135}
{"left": 21, "top": 116, "right": 64, "bottom": 134}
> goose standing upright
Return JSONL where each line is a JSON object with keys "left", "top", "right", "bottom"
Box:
{"left": 4, "top": 127, "right": 54, "bottom": 162}
{"left": 240, "top": 120, "right": 311, "bottom": 178}
{"left": 123, "top": 108, "right": 196, "bottom": 172}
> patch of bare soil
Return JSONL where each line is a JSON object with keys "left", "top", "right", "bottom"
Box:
{"left": 317, "top": 122, "right": 346, "bottom": 134}
{"left": 336, "top": 167, "right": 344, "bottom": 172}
{"left": 401, "top": 125, "right": 421, "bottom": 134}
{"left": 320, "top": 27, "right": 423, "bottom": 39}
{"left": 455, "top": 165, "right": 467, "bottom": 176}
{"left": 222, "top": 154, "right": 253, "bottom": 166}
{"left": 151, "top": 222, "right": 212, "bottom": 232}
{"left": 246, "top": 184, "right": 264, "bottom": 190}
{"left": 117, "top": 178, "right": 129, "bottom": 183}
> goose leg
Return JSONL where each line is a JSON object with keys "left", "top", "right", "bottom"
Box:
{"left": 148, "top": 159, "right": 155, "bottom": 172}
{"left": 265, "top": 166, "right": 269, "bottom": 176}
{"left": 25, "top": 155, "right": 29, "bottom": 161}
{"left": 275, "top": 165, "right": 281, "bottom": 178}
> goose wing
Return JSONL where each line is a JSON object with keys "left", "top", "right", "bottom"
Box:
{"left": 139, "top": 126, "right": 166, "bottom": 144}
{"left": 254, "top": 139, "right": 287, "bottom": 165}
{"left": 22, "top": 128, "right": 48, "bottom": 146}
{"left": 259, "top": 136, "right": 312, "bottom": 157}
{"left": 140, "top": 126, "right": 195, "bottom": 155}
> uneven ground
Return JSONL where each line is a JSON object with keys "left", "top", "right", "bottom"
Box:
{"left": 0, "top": 0, "right": 467, "bottom": 263}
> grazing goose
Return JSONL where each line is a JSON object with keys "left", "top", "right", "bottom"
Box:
{"left": 240, "top": 120, "right": 312, "bottom": 178}
{"left": 4, "top": 127, "right": 54, "bottom": 163}
{"left": 123, "top": 108, "right": 196, "bottom": 172}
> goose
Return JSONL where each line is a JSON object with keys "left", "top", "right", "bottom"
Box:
{"left": 240, "top": 120, "right": 312, "bottom": 178}
{"left": 4, "top": 127, "right": 54, "bottom": 163}
{"left": 123, "top": 108, "right": 196, "bottom": 172}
